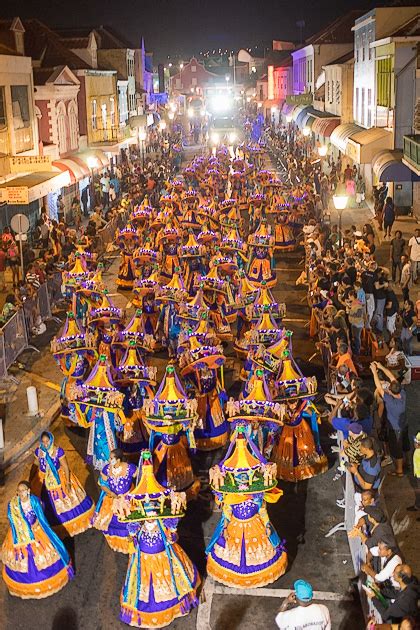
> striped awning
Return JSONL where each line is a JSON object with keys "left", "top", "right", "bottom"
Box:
{"left": 330, "top": 123, "right": 362, "bottom": 153}
{"left": 52, "top": 157, "right": 91, "bottom": 185}
{"left": 312, "top": 117, "right": 341, "bottom": 138}
{"left": 372, "top": 150, "right": 420, "bottom": 182}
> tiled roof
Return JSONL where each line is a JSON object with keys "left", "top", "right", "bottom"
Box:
{"left": 23, "top": 19, "right": 92, "bottom": 70}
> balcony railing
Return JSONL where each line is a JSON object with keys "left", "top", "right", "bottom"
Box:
{"left": 403, "top": 134, "right": 420, "bottom": 171}
{"left": 89, "top": 125, "right": 132, "bottom": 145}
{"left": 14, "top": 126, "right": 34, "bottom": 154}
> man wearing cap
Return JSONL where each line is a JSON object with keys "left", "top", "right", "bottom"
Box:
{"left": 275, "top": 579, "right": 331, "bottom": 629}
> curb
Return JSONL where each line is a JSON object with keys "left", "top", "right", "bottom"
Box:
{"left": 0, "top": 401, "right": 61, "bottom": 472}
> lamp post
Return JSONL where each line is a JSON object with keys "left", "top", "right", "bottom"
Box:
{"left": 333, "top": 185, "right": 348, "bottom": 247}
{"left": 138, "top": 128, "right": 147, "bottom": 170}
{"left": 318, "top": 145, "right": 328, "bottom": 158}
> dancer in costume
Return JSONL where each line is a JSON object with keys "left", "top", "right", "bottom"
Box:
{"left": 142, "top": 365, "right": 200, "bottom": 498}
{"left": 91, "top": 448, "right": 137, "bottom": 553}
{"left": 271, "top": 353, "right": 328, "bottom": 482}
{"left": 179, "top": 321, "right": 228, "bottom": 451}
{"left": 116, "top": 224, "right": 139, "bottom": 291}
{"left": 51, "top": 311, "right": 97, "bottom": 422}
{"left": 118, "top": 451, "right": 200, "bottom": 628}
{"left": 70, "top": 355, "right": 126, "bottom": 470}
{"left": 206, "top": 425, "right": 287, "bottom": 588}
{"left": 247, "top": 220, "right": 276, "bottom": 288}
{"left": 31, "top": 431, "right": 94, "bottom": 537}
{"left": 1, "top": 481, "right": 74, "bottom": 598}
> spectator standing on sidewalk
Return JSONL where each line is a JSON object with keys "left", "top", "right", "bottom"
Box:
{"left": 100, "top": 171, "right": 110, "bottom": 208}
{"left": 390, "top": 231, "right": 406, "bottom": 282}
{"left": 355, "top": 174, "right": 366, "bottom": 207}
{"left": 373, "top": 267, "right": 389, "bottom": 333}
{"left": 400, "top": 299, "right": 416, "bottom": 356}
{"left": 275, "top": 580, "right": 331, "bottom": 630}
{"left": 408, "top": 228, "right": 420, "bottom": 283}
{"left": 400, "top": 255, "right": 412, "bottom": 302}
{"left": 384, "top": 287, "right": 399, "bottom": 338}
{"left": 383, "top": 197, "right": 396, "bottom": 238}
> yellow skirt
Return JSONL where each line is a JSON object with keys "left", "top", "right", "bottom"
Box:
{"left": 271, "top": 420, "right": 328, "bottom": 482}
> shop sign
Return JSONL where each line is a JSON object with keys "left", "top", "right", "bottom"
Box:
{"left": 5, "top": 186, "right": 29, "bottom": 205}
{"left": 286, "top": 93, "right": 313, "bottom": 106}
{"left": 9, "top": 155, "right": 52, "bottom": 173}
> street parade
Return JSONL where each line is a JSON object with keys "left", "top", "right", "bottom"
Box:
{"left": 1, "top": 7, "right": 420, "bottom": 630}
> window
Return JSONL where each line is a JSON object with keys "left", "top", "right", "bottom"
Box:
{"left": 377, "top": 57, "right": 392, "bottom": 108}
{"left": 11, "top": 85, "right": 30, "bottom": 129}
{"left": 362, "top": 34, "right": 365, "bottom": 61}
{"left": 361, "top": 87, "right": 365, "bottom": 126}
{"left": 11, "top": 85, "right": 32, "bottom": 153}
{"left": 92, "top": 99, "right": 97, "bottom": 130}
{"left": 191, "top": 77, "right": 197, "bottom": 87}
{"left": 356, "top": 35, "right": 359, "bottom": 63}
{"left": 355, "top": 87, "right": 359, "bottom": 121}
{"left": 68, "top": 101, "right": 78, "bottom": 150}
{"left": 0, "top": 87, "right": 6, "bottom": 128}
{"left": 367, "top": 88, "right": 372, "bottom": 127}
{"left": 336, "top": 79, "right": 341, "bottom": 106}
{"left": 176, "top": 78, "right": 181, "bottom": 89}
{"left": 56, "top": 101, "right": 67, "bottom": 154}
{"left": 368, "top": 31, "right": 372, "bottom": 60}
{"left": 191, "top": 65, "right": 196, "bottom": 72}
{"left": 110, "top": 96, "right": 115, "bottom": 126}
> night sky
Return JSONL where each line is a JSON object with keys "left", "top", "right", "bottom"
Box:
{"left": 3, "top": 0, "right": 381, "bottom": 61}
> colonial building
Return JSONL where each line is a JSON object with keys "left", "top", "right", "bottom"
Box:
{"left": 0, "top": 18, "right": 69, "bottom": 229}
{"left": 170, "top": 57, "right": 218, "bottom": 96}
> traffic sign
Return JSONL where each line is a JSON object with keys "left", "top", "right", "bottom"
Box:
{"left": 10, "top": 213, "right": 30, "bottom": 235}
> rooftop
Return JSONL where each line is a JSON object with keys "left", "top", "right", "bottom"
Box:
{"left": 306, "top": 10, "right": 365, "bottom": 45}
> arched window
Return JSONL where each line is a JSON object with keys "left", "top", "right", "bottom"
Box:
{"left": 68, "top": 100, "right": 79, "bottom": 150}
{"left": 56, "top": 101, "right": 67, "bottom": 154}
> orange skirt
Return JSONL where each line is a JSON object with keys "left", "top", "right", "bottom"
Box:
{"left": 271, "top": 420, "right": 328, "bottom": 482}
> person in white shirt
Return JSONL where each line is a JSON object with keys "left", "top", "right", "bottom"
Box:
{"left": 275, "top": 579, "right": 331, "bottom": 630}
{"left": 361, "top": 539, "right": 402, "bottom": 586}
{"left": 408, "top": 228, "right": 420, "bottom": 282}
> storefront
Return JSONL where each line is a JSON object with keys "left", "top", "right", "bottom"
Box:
{"left": 0, "top": 170, "right": 70, "bottom": 233}
{"left": 311, "top": 117, "right": 341, "bottom": 146}
{"left": 346, "top": 127, "right": 392, "bottom": 195}
{"left": 372, "top": 149, "right": 420, "bottom": 212}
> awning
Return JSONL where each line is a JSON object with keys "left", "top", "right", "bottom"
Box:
{"left": 372, "top": 150, "right": 420, "bottom": 182}
{"left": 0, "top": 171, "right": 71, "bottom": 205}
{"left": 293, "top": 105, "right": 311, "bottom": 127}
{"left": 312, "top": 117, "right": 341, "bottom": 138}
{"left": 302, "top": 113, "right": 317, "bottom": 129}
{"left": 281, "top": 102, "right": 296, "bottom": 116}
{"left": 78, "top": 149, "right": 110, "bottom": 170}
{"left": 52, "top": 157, "right": 91, "bottom": 185}
{"left": 346, "top": 127, "right": 392, "bottom": 164}
{"left": 330, "top": 123, "right": 362, "bottom": 153}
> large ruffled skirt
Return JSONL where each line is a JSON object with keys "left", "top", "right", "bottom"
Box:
{"left": 207, "top": 513, "right": 287, "bottom": 588}
{"left": 271, "top": 419, "right": 328, "bottom": 482}
{"left": 1, "top": 525, "right": 74, "bottom": 599}
{"left": 31, "top": 469, "right": 95, "bottom": 538}
{"left": 120, "top": 545, "right": 200, "bottom": 628}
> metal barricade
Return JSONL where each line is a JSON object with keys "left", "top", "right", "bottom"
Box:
{"left": 37, "top": 282, "right": 52, "bottom": 322}
{"left": 47, "top": 271, "right": 64, "bottom": 309}
{"left": 3, "top": 309, "right": 36, "bottom": 370}
{"left": 0, "top": 333, "right": 7, "bottom": 380}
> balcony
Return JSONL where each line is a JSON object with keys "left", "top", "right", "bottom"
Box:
{"left": 403, "top": 135, "right": 420, "bottom": 175}
{"left": 89, "top": 125, "right": 133, "bottom": 146}
{"left": 14, "top": 126, "right": 34, "bottom": 154}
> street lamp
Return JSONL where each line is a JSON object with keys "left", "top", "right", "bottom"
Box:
{"left": 159, "top": 120, "right": 167, "bottom": 131}
{"left": 318, "top": 145, "right": 328, "bottom": 157}
{"left": 333, "top": 184, "right": 349, "bottom": 247}
{"left": 302, "top": 126, "right": 310, "bottom": 137}
{"left": 168, "top": 111, "right": 174, "bottom": 120}
{"left": 286, "top": 114, "right": 293, "bottom": 123}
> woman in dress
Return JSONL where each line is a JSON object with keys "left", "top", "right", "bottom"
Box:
{"left": 119, "top": 450, "right": 200, "bottom": 628}
{"left": 91, "top": 448, "right": 137, "bottom": 553}
{"left": 31, "top": 431, "right": 95, "bottom": 537}
{"left": 1, "top": 481, "right": 74, "bottom": 598}
{"left": 206, "top": 427, "right": 287, "bottom": 588}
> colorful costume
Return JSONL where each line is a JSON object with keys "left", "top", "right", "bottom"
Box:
{"left": 247, "top": 221, "right": 276, "bottom": 288}
{"left": 32, "top": 432, "right": 94, "bottom": 537}
{"left": 119, "top": 451, "right": 200, "bottom": 628}
{"left": 2, "top": 493, "right": 74, "bottom": 598}
{"left": 92, "top": 461, "right": 137, "bottom": 553}
{"left": 271, "top": 353, "right": 328, "bottom": 482}
{"left": 70, "top": 355, "right": 126, "bottom": 470}
{"left": 142, "top": 366, "right": 200, "bottom": 498}
{"left": 206, "top": 426, "right": 287, "bottom": 588}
